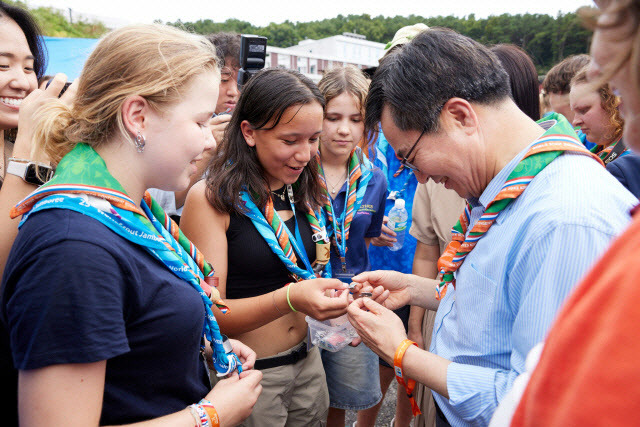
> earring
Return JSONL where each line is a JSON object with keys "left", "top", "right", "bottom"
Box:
{"left": 134, "top": 131, "right": 146, "bottom": 153}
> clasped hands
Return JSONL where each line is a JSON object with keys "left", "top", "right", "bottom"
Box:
{"left": 346, "top": 270, "right": 439, "bottom": 364}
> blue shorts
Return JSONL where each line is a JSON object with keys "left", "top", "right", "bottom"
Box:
{"left": 320, "top": 343, "right": 382, "bottom": 410}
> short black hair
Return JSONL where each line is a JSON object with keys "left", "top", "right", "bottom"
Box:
{"left": 206, "top": 32, "right": 241, "bottom": 70}
{"left": 0, "top": 1, "right": 47, "bottom": 79}
{"left": 366, "top": 27, "right": 510, "bottom": 135}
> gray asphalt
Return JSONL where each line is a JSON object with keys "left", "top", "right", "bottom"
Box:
{"left": 345, "top": 381, "right": 398, "bottom": 427}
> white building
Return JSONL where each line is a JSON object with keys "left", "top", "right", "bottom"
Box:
{"left": 266, "top": 32, "right": 385, "bottom": 82}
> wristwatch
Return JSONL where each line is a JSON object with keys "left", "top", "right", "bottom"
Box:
{"left": 6, "top": 158, "right": 54, "bottom": 186}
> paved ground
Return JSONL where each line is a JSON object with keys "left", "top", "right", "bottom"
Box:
{"left": 344, "top": 381, "right": 398, "bottom": 427}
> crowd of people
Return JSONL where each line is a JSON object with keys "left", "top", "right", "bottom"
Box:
{"left": 1, "top": 0, "right": 639, "bottom": 426}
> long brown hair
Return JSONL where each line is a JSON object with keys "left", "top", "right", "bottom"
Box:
{"left": 205, "top": 68, "right": 325, "bottom": 215}
{"left": 318, "top": 66, "right": 371, "bottom": 153}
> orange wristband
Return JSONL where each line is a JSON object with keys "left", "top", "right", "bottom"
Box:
{"left": 393, "top": 339, "right": 422, "bottom": 416}
{"left": 198, "top": 399, "right": 220, "bottom": 427}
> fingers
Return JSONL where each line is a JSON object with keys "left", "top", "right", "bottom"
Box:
{"left": 44, "top": 73, "right": 68, "bottom": 97}
{"left": 349, "top": 337, "right": 362, "bottom": 346}
{"left": 230, "top": 339, "right": 257, "bottom": 370}
{"left": 210, "top": 114, "right": 232, "bottom": 126}
{"left": 372, "top": 287, "right": 390, "bottom": 305}
{"left": 60, "top": 79, "right": 78, "bottom": 106}
{"left": 239, "top": 368, "right": 263, "bottom": 387}
{"left": 316, "top": 278, "right": 348, "bottom": 291}
{"left": 352, "top": 270, "right": 386, "bottom": 284}
{"left": 380, "top": 224, "right": 397, "bottom": 238}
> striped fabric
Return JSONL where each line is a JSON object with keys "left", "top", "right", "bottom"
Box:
{"left": 430, "top": 128, "right": 638, "bottom": 426}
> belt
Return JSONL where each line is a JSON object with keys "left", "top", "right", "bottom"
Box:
{"left": 254, "top": 342, "right": 308, "bottom": 370}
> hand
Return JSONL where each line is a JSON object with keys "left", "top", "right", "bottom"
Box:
{"left": 209, "top": 114, "right": 232, "bottom": 148}
{"left": 370, "top": 216, "right": 397, "bottom": 247}
{"left": 289, "top": 278, "right": 349, "bottom": 320}
{"left": 347, "top": 297, "right": 407, "bottom": 365}
{"left": 205, "top": 369, "right": 263, "bottom": 427}
{"left": 407, "top": 319, "right": 425, "bottom": 349}
{"left": 351, "top": 270, "right": 413, "bottom": 310}
{"left": 229, "top": 339, "right": 257, "bottom": 371}
{"left": 14, "top": 73, "right": 78, "bottom": 159}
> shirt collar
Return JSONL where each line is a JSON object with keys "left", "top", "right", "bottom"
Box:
{"left": 472, "top": 119, "right": 557, "bottom": 212}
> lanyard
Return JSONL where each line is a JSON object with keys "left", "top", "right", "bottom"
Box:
{"left": 241, "top": 188, "right": 316, "bottom": 281}
{"left": 285, "top": 184, "right": 316, "bottom": 276}
{"left": 319, "top": 149, "right": 373, "bottom": 273}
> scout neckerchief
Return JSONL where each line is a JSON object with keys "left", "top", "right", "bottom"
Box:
{"left": 590, "top": 136, "right": 627, "bottom": 165}
{"left": 318, "top": 147, "right": 373, "bottom": 273}
{"left": 240, "top": 184, "right": 330, "bottom": 282}
{"left": 435, "top": 114, "right": 605, "bottom": 300}
{"left": 11, "top": 143, "right": 241, "bottom": 376}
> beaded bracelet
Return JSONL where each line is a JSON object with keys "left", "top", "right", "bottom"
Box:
{"left": 188, "top": 403, "right": 210, "bottom": 427}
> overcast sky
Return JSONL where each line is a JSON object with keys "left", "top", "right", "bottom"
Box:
{"left": 25, "top": 0, "right": 594, "bottom": 28}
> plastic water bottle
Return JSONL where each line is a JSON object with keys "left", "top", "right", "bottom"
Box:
{"left": 387, "top": 198, "right": 408, "bottom": 252}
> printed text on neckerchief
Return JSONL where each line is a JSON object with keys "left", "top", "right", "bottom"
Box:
{"left": 11, "top": 143, "right": 240, "bottom": 376}
{"left": 436, "top": 116, "right": 605, "bottom": 300}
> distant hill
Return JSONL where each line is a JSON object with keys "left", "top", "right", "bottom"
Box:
{"left": 167, "top": 12, "right": 592, "bottom": 74}
{"left": 7, "top": 0, "right": 108, "bottom": 38}
{"left": 7, "top": 1, "right": 592, "bottom": 73}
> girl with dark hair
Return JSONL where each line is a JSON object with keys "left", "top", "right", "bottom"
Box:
{"left": 181, "top": 67, "right": 353, "bottom": 427}
{"left": 0, "top": 4, "right": 50, "bottom": 424}
{"left": 490, "top": 44, "right": 541, "bottom": 121}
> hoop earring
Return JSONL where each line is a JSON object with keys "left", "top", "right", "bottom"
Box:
{"left": 134, "top": 131, "right": 146, "bottom": 153}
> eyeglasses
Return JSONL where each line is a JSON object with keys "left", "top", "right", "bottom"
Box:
{"left": 400, "top": 128, "right": 426, "bottom": 172}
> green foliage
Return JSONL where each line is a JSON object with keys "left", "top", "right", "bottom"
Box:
{"left": 4, "top": 0, "right": 108, "bottom": 38}
{"left": 168, "top": 12, "right": 592, "bottom": 73}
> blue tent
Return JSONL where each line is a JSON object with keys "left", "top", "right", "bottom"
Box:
{"left": 43, "top": 36, "right": 99, "bottom": 80}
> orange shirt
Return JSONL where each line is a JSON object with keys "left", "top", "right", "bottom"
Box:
{"left": 512, "top": 208, "right": 640, "bottom": 425}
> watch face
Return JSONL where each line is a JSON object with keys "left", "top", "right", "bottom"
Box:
{"left": 24, "top": 163, "right": 54, "bottom": 185}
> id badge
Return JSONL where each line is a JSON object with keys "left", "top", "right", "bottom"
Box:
{"left": 333, "top": 271, "right": 354, "bottom": 284}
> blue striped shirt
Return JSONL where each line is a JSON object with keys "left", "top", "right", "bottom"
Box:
{"left": 430, "top": 128, "right": 638, "bottom": 426}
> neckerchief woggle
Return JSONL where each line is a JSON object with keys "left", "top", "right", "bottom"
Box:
{"left": 436, "top": 113, "right": 605, "bottom": 300}
{"left": 240, "top": 185, "right": 329, "bottom": 281}
{"left": 11, "top": 144, "right": 241, "bottom": 376}
{"left": 319, "top": 147, "right": 373, "bottom": 272}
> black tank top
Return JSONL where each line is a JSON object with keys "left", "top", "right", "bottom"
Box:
{"left": 225, "top": 193, "right": 316, "bottom": 299}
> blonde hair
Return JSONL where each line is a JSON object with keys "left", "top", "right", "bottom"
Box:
{"left": 317, "top": 66, "right": 371, "bottom": 153}
{"left": 33, "top": 24, "right": 219, "bottom": 163}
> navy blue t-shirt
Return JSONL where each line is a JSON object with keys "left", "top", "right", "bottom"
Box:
{"left": 1, "top": 209, "right": 210, "bottom": 425}
{"left": 328, "top": 167, "right": 387, "bottom": 275}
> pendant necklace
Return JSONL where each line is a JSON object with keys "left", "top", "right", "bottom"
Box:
{"left": 270, "top": 186, "right": 287, "bottom": 202}
{"left": 328, "top": 170, "right": 347, "bottom": 195}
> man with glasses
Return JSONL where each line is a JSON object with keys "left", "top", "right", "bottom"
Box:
{"left": 346, "top": 28, "right": 636, "bottom": 426}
